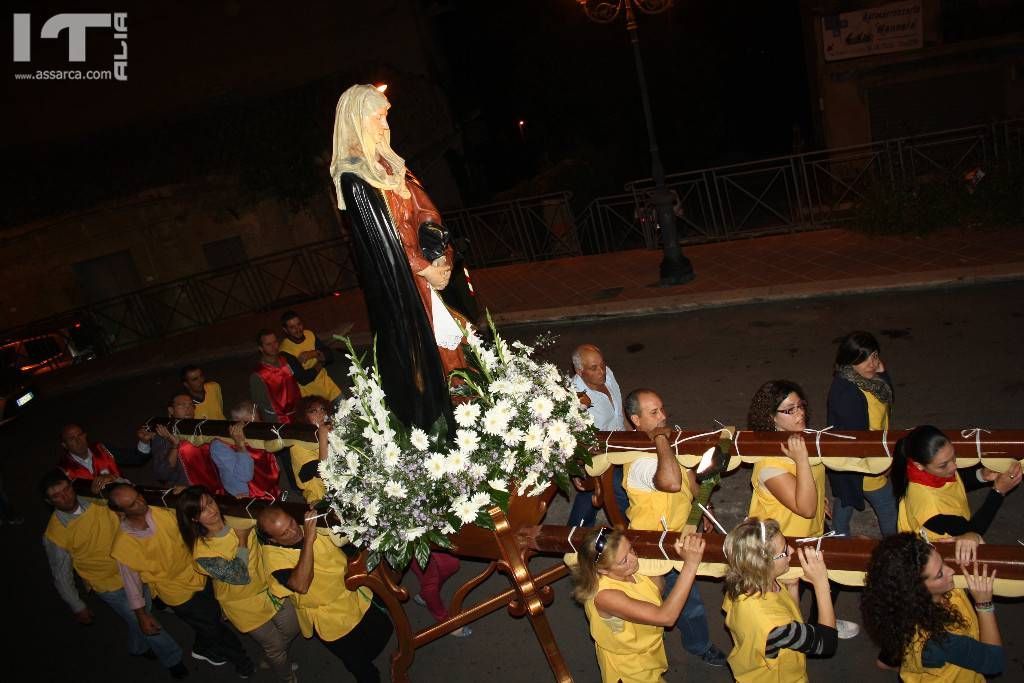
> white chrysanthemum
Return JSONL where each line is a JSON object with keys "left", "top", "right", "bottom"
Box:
{"left": 327, "top": 430, "right": 346, "bottom": 455}
{"left": 547, "top": 419, "right": 569, "bottom": 443}
{"left": 384, "top": 480, "right": 407, "bottom": 499}
{"left": 382, "top": 443, "right": 401, "bottom": 470}
{"left": 490, "top": 379, "right": 513, "bottom": 395}
{"left": 468, "top": 463, "right": 487, "bottom": 480}
{"left": 539, "top": 440, "right": 552, "bottom": 462}
{"left": 488, "top": 477, "right": 507, "bottom": 492}
{"left": 469, "top": 491, "right": 491, "bottom": 510}
{"left": 517, "top": 471, "right": 539, "bottom": 496}
{"left": 502, "top": 427, "right": 524, "bottom": 446}
{"left": 482, "top": 406, "right": 510, "bottom": 436}
{"left": 530, "top": 396, "right": 554, "bottom": 420}
{"left": 454, "top": 402, "right": 481, "bottom": 428}
{"left": 501, "top": 450, "right": 517, "bottom": 471}
{"left": 511, "top": 380, "right": 532, "bottom": 396}
{"left": 524, "top": 424, "right": 545, "bottom": 450}
{"left": 455, "top": 429, "right": 479, "bottom": 454}
{"left": 364, "top": 500, "right": 380, "bottom": 526}
{"left": 450, "top": 497, "right": 478, "bottom": 525}
{"left": 410, "top": 428, "right": 429, "bottom": 451}
{"left": 345, "top": 451, "right": 359, "bottom": 474}
{"left": 425, "top": 452, "right": 446, "bottom": 480}
{"left": 445, "top": 450, "right": 466, "bottom": 474}
{"left": 560, "top": 434, "right": 577, "bottom": 454}
{"left": 402, "top": 527, "right": 426, "bottom": 542}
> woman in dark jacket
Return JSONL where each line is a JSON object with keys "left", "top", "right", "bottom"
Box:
{"left": 826, "top": 331, "right": 897, "bottom": 537}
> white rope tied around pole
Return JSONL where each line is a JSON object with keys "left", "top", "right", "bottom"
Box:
{"left": 566, "top": 523, "right": 583, "bottom": 554}
{"left": 919, "top": 528, "right": 934, "bottom": 547}
{"left": 658, "top": 516, "right": 671, "bottom": 560}
{"left": 960, "top": 428, "right": 991, "bottom": 462}
{"left": 602, "top": 426, "right": 732, "bottom": 452}
{"left": 795, "top": 530, "right": 844, "bottom": 552}
{"left": 160, "top": 488, "right": 174, "bottom": 507}
{"left": 881, "top": 427, "right": 890, "bottom": 458}
{"left": 192, "top": 418, "right": 208, "bottom": 439}
{"left": 733, "top": 430, "right": 742, "bottom": 457}
{"left": 801, "top": 426, "right": 857, "bottom": 464}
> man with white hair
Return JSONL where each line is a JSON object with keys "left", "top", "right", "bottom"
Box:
{"left": 566, "top": 344, "right": 628, "bottom": 526}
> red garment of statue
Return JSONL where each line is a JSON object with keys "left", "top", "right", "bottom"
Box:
{"left": 178, "top": 441, "right": 226, "bottom": 495}
{"left": 58, "top": 443, "right": 122, "bottom": 481}
{"left": 384, "top": 175, "right": 468, "bottom": 377}
{"left": 245, "top": 445, "right": 281, "bottom": 499}
{"left": 255, "top": 356, "right": 301, "bottom": 424}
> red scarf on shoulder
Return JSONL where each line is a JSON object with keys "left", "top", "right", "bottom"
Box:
{"left": 906, "top": 462, "right": 956, "bottom": 489}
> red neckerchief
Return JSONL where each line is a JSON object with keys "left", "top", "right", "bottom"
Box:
{"left": 906, "top": 462, "right": 956, "bottom": 489}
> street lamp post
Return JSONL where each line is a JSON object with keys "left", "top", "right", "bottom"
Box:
{"left": 574, "top": 0, "right": 695, "bottom": 285}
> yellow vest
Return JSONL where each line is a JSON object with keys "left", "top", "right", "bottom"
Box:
{"left": 723, "top": 589, "right": 807, "bottom": 683}
{"left": 279, "top": 330, "right": 341, "bottom": 401}
{"left": 749, "top": 458, "right": 826, "bottom": 538}
{"left": 44, "top": 504, "right": 123, "bottom": 594}
{"left": 261, "top": 532, "right": 371, "bottom": 641}
{"left": 623, "top": 458, "right": 693, "bottom": 533}
{"left": 110, "top": 507, "right": 206, "bottom": 606}
{"left": 900, "top": 589, "right": 982, "bottom": 683}
{"left": 898, "top": 475, "right": 971, "bottom": 541}
{"left": 194, "top": 381, "right": 225, "bottom": 420}
{"left": 192, "top": 530, "right": 278, "bottom": 633}
{"left": 862, "top": 390, "right": 891, "bottom": 492}
{"left": 290, "top": 443, "right": 327, "bottom": 504}
{"left": 584, "top": 573, "right": 668, "bottom": 683}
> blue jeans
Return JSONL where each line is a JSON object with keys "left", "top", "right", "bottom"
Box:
{"left": 97, "top": 586, "right": 183, "bottom": 668}
{"left": 661, "top": 569, "right": 711, "bottom": 656}
{"left": 832, "top": 478, "right": 898, "bottom": 537}
{"left": 567, "top": 466, "right": 629, "bottom": 527}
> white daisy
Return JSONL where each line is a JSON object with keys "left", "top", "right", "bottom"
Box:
{"left": 454, "top": 402, "right": 481, "bottom": 428}
{"left": 410, "top": 428, "right": 430, "bottom": 451}
{"left": 425, "top": 452, "right": 446, "bottom": 480}
{"left": 502, "top": 427, "right": 525, "bottom": 446}
{"left": 383, "top": 480, "right": 407, "bottom": 499}
{"left": 455, "top": 429, "right": 479, "bottom": 454}
{"left": 451, "top": 497, "right": 478, "bottom": 525}
{"left": 530, "top": 396, "right": 554, "bottom": 420}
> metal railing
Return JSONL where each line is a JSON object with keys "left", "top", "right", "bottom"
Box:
{"left": 4, "top": 119, "right": 1021, "bottom": 355}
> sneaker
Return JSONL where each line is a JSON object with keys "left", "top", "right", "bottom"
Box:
{"left": 699, "top": 644, "right": 728, "bottom": 667}
{"left": 191, "top": 650, "right": 227, "bottom": 666}
{"left": 412, "top": 594, "right": 427, "bottom": 608}
{"left": 168, "top": 661, "right": 189, "bottom": 679}
{"left": 450, "top": 626, "right": 473, "bottom": 638}
{"left": 837, "top": 619, "right": 860, "bottom": 639}
{"left": 235, "top": 659, "right": 256, "bottom": 679}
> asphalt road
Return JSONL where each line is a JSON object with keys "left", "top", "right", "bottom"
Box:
{"left": 3, "top": 281, "right": 1023, "bottom": 682}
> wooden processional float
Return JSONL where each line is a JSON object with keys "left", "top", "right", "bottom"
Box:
{"left": 129, "top": 418, "right": 1024, "bottom": 682}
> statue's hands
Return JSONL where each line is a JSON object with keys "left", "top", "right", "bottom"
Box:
{"left": 418, "top": 257, "right": 452, "bottom": 290}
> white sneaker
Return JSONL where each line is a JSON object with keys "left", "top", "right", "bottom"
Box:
{"left": 450, "top": 626, "right": 472, "bottom": 638}
{"left": 836, "top": 619, "right": 860, "bottom": 639}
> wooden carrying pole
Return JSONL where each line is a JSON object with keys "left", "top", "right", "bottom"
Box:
{"left": 145, "top": 417, "right": 318, "bottom": 443}
{"left": 519, "top": 525, "right": 1024, "bottom": 581}
{"left": 597, "top": 429, "right": 1024, "bottom": 458}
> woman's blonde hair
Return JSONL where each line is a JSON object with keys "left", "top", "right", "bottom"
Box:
{"left": 724, "top": 518, "right": 782, "bottom": 600}
{"left": 571, "top": 527, "right": 624, "bottom": 603}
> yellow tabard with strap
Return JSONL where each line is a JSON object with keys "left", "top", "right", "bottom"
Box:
{"left": 194, "top": 381, "right": 225, "bottom": 420}
{"left": 192, "top": 531, "right": 278, "bottom": 633}
{"left": 110, "top": 507, "right": 206, "bottom": 607}
{"left": 898, "top": 476, "right": 971, "bottom": 541}
{"left": 748, "top": 458, "right": 826, "bottom": 538}
{"left": 261, "top": 532, "right": 370, "bottom": 641}
{"left": 584, "top": 573, "right": 668, "bottom": 683}
{"left": 723, "top": 589, "right": 807, "bottom": 683}
{"left": 44, "top": 504, "right": 123, "bottom": 593}
{"left": 901, "top": 588, "right": 983, "bottom": 683}
{"left": 862, "top": 390, "right": 891, "bottom": 492}
{"left": 278, "top": 330, "right": 341, "bottom": 401}
{"left": 623, "top": 458, "right": 693, "bottom": 533}
{"left": 289, "top": 443, "right": 327, "bottom": 504}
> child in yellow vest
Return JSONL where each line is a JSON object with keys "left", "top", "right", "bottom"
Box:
{"left": 862, "top": 533, "right": 1005, "bottom": 682}
{"left": 722, "top": 518, "right": 838, "bottom": 683}
{"left": 891, "top": 425, "right": 1021, "bottom": 566}
{"left": 176, "top": 487, "right": 300, "bottom": 683}
{"left": 571, "top": 527, "right": 706, "bottom": 683}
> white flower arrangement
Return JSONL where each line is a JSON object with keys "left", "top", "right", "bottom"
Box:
{"left": 319, "top": 318, "right": 596, "bottom": 571}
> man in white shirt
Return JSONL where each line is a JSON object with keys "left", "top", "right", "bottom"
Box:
{"left": 566, "top": 344, "right": 629, "bottom": 526}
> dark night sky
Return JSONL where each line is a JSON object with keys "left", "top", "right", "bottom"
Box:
{"left": 4, "top": 0, "right": 812, "bottom": 217}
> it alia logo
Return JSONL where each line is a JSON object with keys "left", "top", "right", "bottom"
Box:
{"left": 12, "top": 12, "right": 127, "bottom": 81}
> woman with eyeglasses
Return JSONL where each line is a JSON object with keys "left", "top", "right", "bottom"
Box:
{"left": 722, "top": 518, "right": 838, "bottom": 681}
{"left": 826, "top": 331, "right": 898, "bottom": 538}
{"left": 572, "top": 527, "right": 705, "bottom": 683}
{"left": 175, "top": 486, "right": 300, "bottom": 683}
{"left": 861, "top": 533, "right": 1005, "bottom": 680}
{"left": 893, "top": 425, "right": 1020, "bottom": 566}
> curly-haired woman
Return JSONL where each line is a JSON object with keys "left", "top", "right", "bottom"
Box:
{"left": 893, "top": 425, "right": 1020, "bottom": 565}
{"left": 291, "top": 396, "right": 331, "bottom": 504}
{"left": 722, "top": 518, "right": 838, "bottom": 682}
{"left": 826, "top": 331, "right": 898, "bottom": 537}
{"left": 572, "top": 527, "right": 705, "bottom": 683}
{"left": 861, "top": 533, "right": 1005, "bottom": 680}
